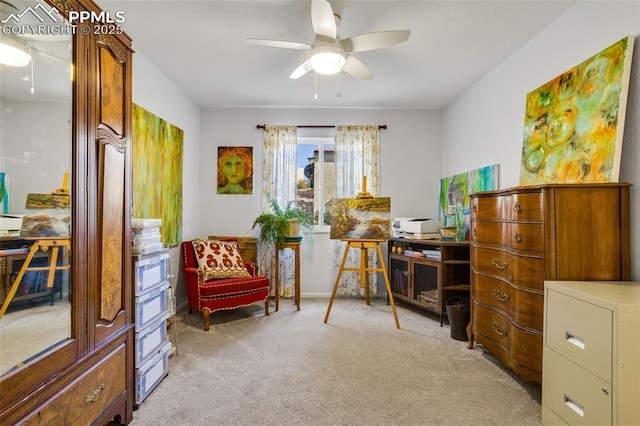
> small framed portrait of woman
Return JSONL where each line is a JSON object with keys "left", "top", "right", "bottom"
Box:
{"left": 217, "top": 146, "right": 253, "bottom": 194}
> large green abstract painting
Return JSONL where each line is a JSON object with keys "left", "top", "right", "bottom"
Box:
{"left": 520, "top": 36, "right": 634, "bottom": 185}
{"left": 132, "top": 104, "right": 183, "bottom": 246}
{"left": 439, "top": 164, "right": 498, "bottom": 240}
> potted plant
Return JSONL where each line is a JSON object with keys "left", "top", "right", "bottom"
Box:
{"left": 252, "top": 195, "right": 313, "bottom": 245}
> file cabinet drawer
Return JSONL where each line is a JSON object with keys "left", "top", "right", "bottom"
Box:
{"left": 543, "top": 348, "right": 611, "bottom": 425}
{"left": 545, "top": 288, "right": 612, "bottom": 382}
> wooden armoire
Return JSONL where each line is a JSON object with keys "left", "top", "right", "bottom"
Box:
{"left": 0, "top": 0, "right": 134, "bottom": 424}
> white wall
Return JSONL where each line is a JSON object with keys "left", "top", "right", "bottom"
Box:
{"left": 442, "top": 1, "right": 640, "bottom": 280}
{"left": 198, "top": 108, "right": 441, "bottom": 295}
{"left": 131, "top": 51, "right": 201, "bottom": 305}
{"left": 0, "top": 100, "right": 71, "bottom": 213}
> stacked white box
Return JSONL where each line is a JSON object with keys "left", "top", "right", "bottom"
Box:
{"left": 132, "top": 218, "right": 163, "bottom": 255}
{"left": 132, "top": 247, "right": 171, "bottom": 407}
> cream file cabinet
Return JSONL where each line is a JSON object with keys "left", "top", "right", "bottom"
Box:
{"left": 543, "top": 281, "right": 640, "bottom": 425}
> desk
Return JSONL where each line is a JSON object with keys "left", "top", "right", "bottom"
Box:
{"left": 274, "top": 241, "right": 301, "bottom": 311}
{"left": 0, "top": 238, "right": 70, "bottom": 319}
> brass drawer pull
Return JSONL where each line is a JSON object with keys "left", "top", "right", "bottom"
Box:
{"left": 490, "top": 258, "right": 508, "bottom": 271}
{"left": 513, "top": 231, "right": 522, "bottom": 242}
{"left": 513, "top": 202, "right": 521, "bottom": 214}
{"left": 492, "top": 289, "right": 510, "bottom": 303}
{"left": 85, "top": 384, "right": 105, "bottom": 404}
{"left": 491, "top": 319, "right": 507, "bottom": 337}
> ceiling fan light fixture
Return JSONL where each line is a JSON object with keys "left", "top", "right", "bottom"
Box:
{"left": 0, "top": 36, "right": 32, "bottom": 67}
{"left": 309, "top": 44, "right": 345, "bottom": 75}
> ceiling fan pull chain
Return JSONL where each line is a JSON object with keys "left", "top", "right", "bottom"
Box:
{"left": 337, "top": 72, "right": 342, "bottom": 98}
{"left": 30, "top": 47, "right": 34, "bottom": 95}
{"left": 314, "top": 72, "right": 318, "bottom": 100}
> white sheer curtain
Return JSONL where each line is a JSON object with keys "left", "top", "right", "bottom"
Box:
{"left": 333, "top": 125, "right": 381, "bottom": 296}
{"left": 259, "top": 125, "right": 298, "bottom": 298}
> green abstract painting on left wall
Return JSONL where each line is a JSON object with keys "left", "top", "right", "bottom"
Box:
{"left": 132, "top": 104, "right": 184, "bottom": 246}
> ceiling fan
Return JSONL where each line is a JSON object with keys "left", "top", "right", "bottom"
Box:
{"left": 246, "top": 0, "right": 410, "bottom": 80}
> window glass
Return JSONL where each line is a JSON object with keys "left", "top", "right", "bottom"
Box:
{"left": 297, "top": 138, "right": 335, "bottom": 228}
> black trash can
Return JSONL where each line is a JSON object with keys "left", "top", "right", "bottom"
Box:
{"left": 446, "top": 296, "right": 470, "bottom": 341}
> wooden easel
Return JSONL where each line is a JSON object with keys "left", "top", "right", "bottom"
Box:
{"left": 324, "top": 238, "right": 400, "bottom": 329}
{"left": 0, "top": 237, "right": 71, "bottom": 319}
{"left": 0, "top": 175, "right": 71, "bottom": 319}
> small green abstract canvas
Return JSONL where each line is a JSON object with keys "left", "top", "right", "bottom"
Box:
{"left": 439, "top": 165, "right": 498, "bottom": 240}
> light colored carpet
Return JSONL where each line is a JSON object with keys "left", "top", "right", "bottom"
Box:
{"left": 131, "top": 297, "right": 541, "bottom": 426}
{"left": 0, "top": 300, "right": 70, "bottom": 375}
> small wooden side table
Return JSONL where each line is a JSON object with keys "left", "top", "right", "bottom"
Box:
{"left": 274, "top": 240, "right": 301, "bottom": 312}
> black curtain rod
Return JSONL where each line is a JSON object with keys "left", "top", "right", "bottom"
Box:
{"left": 256, "top": 124, "right": 387, "bottom": 130}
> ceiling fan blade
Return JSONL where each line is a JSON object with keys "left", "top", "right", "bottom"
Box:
{"left": 290, "top": 59, "right": 313, "bottom": 79}
{"left": 311, "top": 0, "right": 336, "bottom": 40}
{"left": 342, "top": 56, "right": 374, "bottom": 80}
{"left": 246, "top": 38, "right": 311, "bottom": 50}
{"left": 342, "top": 30, "right": 411, "bottom": 53}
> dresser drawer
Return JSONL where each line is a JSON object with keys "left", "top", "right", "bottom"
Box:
{"left": 473, "top": 222, "right": 543, "bottom": 252}
{"left": 545, "top": 288, "right": 612, "bottom": 382}
{"left": 472, "top": 192, "right": 543, "bottom": 221}
{"left": 21, "top": 344, "right": 126, "bottom": 425}
{"left": 473, "top": 274, "right": 543, "bottom": 331}
{"left": 472, "top": 247, "right": 543, "bottom": 291}
{"left": 473, "top": 303, "right": 542, "bottom": 372}
{"left": 543, "top": 348, "right": 611, "bottom": 425}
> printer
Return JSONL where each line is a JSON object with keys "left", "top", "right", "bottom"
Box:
{"left": 392, "top": 217, "right": 442, "bottom": 238}
{"left": 0, "top": 215, "right": 23, "bottom": 237}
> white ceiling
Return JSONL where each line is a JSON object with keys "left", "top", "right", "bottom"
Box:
{"left": 98, "top": 0, "right": 576, "bottom": 109}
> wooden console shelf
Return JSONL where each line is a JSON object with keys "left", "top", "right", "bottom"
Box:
{"left": 388, "top": 238, "right": 470, "bottom": 325}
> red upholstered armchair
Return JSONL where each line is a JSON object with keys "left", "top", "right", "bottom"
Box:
{"left": 181, "top": 239, "right": 270, "bottom": 331}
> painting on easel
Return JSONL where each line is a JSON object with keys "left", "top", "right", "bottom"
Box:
{"left": 19, "top": 193, "right": 70, "bottom": 237}
{"left": 329, "top": 197, "right": 391, "bottom": 240}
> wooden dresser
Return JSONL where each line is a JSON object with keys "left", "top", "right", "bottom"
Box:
{"left": 468, "top": 184, "right": 630, "bottom": 383}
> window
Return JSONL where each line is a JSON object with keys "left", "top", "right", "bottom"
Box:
{"left": 296, "top": 137, "right": 335, "bottom": 229}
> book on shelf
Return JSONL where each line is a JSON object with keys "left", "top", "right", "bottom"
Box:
{"left": 395, "top": 270, "right": 408, "bottom": 295}
{"left": 422, "top": 249, "right": 442, "bottom": 260}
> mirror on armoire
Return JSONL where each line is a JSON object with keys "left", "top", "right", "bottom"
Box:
{"left": 0, "top": 0, "right": 72, "bottom": 376}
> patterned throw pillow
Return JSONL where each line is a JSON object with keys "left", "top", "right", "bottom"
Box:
{"left": 191, "top": 238, "right": 251, "bottom": 279}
